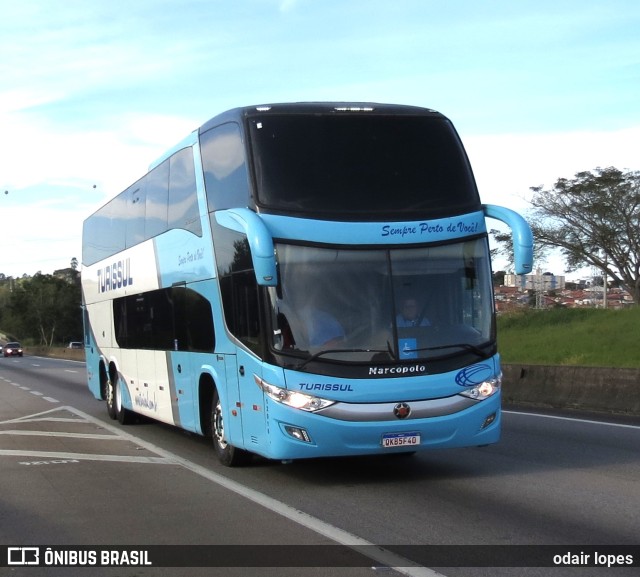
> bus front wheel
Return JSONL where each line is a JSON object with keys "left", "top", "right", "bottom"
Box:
{"left": 211, "top": 389, "right": 249, "bottom": 467}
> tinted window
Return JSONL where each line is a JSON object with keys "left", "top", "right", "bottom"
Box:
{"left": 219, "top": 271, "right": 261, "bottom": 354}
{"left": 145, "top": 160, "right": 169, "bottom": 239}
{"left": 211, "top": 218, "right": 262, "bottom": 354}
{"left": 82, "top": 194, "right": 127, "bottom": 265}
{"left": 168, "top": 147, "right": 201, "bottom": 235}
{"left": 113, "top": 287, "right": 214, "bottom": 352}
{"left": 248, "top": 114, "right": 480, "bottom": 220}
{"left": 82, "top": 147, "right": 201, "bottom": 267}
{"left": 125, "top": 182, "right": 146, "bottom": 248}
{"left": 172, "top": 285, "right": 215, "bottom": 352}
{"left": 201, "top": 122, "right": 250, "bottom": 211}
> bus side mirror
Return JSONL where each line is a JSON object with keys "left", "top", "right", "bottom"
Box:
{"left": 483, "top": 204, "right": 534, "bottom": 275}
{"left": 215, "top": 208, "right": 278, "bottom": 286}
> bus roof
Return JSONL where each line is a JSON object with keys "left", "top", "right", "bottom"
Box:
{"left": 199, "top": 102, "right": 445, "bottom": 134}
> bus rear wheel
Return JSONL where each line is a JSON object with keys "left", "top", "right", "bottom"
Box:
{"left": 114, "top": 374, "right": 134, "bottom": 425}
{"left": 211, "top": 389, "right": 249, "bottom": 467}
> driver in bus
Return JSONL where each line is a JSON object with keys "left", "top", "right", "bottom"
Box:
{"left": 396, "top": 297, "right": 430, "bottom": 327}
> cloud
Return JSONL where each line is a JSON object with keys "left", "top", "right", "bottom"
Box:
{"left": 464, "top": 125, "right": 640, "bottom": 211}
{"left": 0, "top": 108, "right": 196, "bottom": 277}
{"left": 465, "top": 125, "right": 640, "bottom": 276}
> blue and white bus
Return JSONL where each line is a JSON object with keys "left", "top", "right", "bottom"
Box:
{"left": 82, "top": 103, "right": 533, "bottom": 466}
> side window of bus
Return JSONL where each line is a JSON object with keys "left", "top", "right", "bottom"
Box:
{"left": 145, "top": 159, "right": 169, "bottom": 239}
{"left": 172, "top": 286, "right": 215, "bottom": 352}
{"left": 212, "top": 221, "right": 262, "bottom": 354}
{"left": 219, "top": 271, "right": 261, "bottom": 354}
{"left": 83, "top": 194, "right": 127, "bottom": 266}
{"left": 125, "top": 182, "right": 146, "bottom": 247}
{"left": 200, "top": 122, "right": 250, "bottom": 211}
{"left": 113, "top": 287, "right": 214, "bottom": 352}
{"left": 168, "top": 147, "right": 201, "bottom": 236}
{"left": 82, "top": 147, "right": 200, "bottom": 267}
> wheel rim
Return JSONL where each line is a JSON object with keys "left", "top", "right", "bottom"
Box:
{"left": 213, "top": 399, "right": 228, "bottom": 449}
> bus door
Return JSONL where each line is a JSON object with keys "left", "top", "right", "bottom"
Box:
{"left": 167, "top": 349, "right": 198, "bottom": 432}
{"left": 234, "top": 348, "right": 267, "bottom": 452}
{"left": 168, "top": 280, "right": 219, "bottom": 433}
{"left": 214, "top": 353, "right": 245, "bottom": 449}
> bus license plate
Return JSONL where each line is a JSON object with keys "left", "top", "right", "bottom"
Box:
{"left": 382, "top": 432, "right": 421, "bottom": 448}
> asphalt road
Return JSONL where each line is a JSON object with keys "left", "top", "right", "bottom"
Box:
{"left": 1, "top": 355, "right": 639, "bottom": 577}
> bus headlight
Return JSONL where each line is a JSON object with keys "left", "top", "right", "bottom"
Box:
{"left": 254, "top": 375, "right": 336, "bottom": 412}
{"left": 459, "top": 374, "right": 501, "bottom": 401}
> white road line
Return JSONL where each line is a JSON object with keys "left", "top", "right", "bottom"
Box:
{"left": 503, "top": 410, "right": 640, "bottom": 430}
{"left": 0, "top": 430, "right": 127, "bottom": 440}
{"left": 30, "top": 391, "right": 44, "bottom": 396}
{"left": 0, "top": 416, "right": 83, "bottom": 424}
{"left": 4, "top": 407, "right": 439, "bottom": 573}
{"left": 43, "top": 397, "right": 59, "bottom": 403}
{"left": 0, "top": 449, "right": 172, "bottom": 464}
{"left": 66, "top": 405, "right": 443, "bottom": 577}
{"left": 0, "top": 407, "right": 85, "bottom": 425}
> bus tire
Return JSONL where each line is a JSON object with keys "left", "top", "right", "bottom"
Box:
{"left": 104, "top": 368, "right": 117, "bottom": 420}
{"left": 114, "top": 374, "right": 134, "bottom": 425}
{"left": 211, "top": 389, "right": 249, "bottom": 467}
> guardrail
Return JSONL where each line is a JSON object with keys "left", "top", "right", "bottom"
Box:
{"left": 502, "top": 364, "right": 640, "bottom": 416}
{"left": 26, "top": 346, "right": 86, "bottom": 362}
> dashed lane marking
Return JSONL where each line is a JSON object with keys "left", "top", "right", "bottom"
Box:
{"left": 1, "top": 376, "right": 60, "bottom": 402}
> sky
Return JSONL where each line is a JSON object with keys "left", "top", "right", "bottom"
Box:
{"left": 1, "top": 0, "right": 639, "bottom": 279}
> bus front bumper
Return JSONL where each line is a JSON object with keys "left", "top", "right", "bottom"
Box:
{"left": 256, "top": 392, "right": 501, "bottom": 461}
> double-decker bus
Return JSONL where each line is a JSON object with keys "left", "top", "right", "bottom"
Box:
{"left": 82, "top": 103, "right": 533, "bottom": 466}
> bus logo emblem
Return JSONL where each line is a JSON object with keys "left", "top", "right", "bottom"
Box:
{"left": 393, "top": 403, "right": 411, "bottom": 419}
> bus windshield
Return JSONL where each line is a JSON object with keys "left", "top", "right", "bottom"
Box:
{"left": 248, "top": 113, "right": 480, "bottom": 220}
{"left": 268, "top": 237, "right": 495, "bottom": 370}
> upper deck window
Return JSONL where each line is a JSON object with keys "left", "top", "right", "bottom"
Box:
{"left": 248, "top": 113, "right": 480, "bottom": 221}
{"left": 201, "top": 122, "right": 250, "bottom": 212}
{"left": 82, "top": 147, "right": 200, "bottom": 267}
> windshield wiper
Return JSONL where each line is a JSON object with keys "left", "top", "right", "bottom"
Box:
{"left": 386, "top": 340, "right": 397, "bottom": 362}
{"left": 295, "top": 347, "right": 392, "bottom": 371}
{"left": 405, "top": 342, "right": 491, "bottom": 359}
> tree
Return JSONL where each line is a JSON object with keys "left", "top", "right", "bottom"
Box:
{"left": 3, "top": 273, "right": 82, "bottom": 345}
{"left": 528, "top": 167, "right": 640, "bottom": 305}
